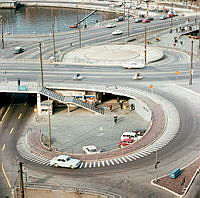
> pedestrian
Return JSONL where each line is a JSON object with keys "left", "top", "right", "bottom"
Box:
{"left": 130, "top": 104, "right": 135, "bottom": 110}
{"left": 180, "top": 40, "right": 183, "bottom": 45}
{"left": 114, "top": 115, "right": 117, "bottom": 124}
{"left": 170, "top": 29, "right": 172, "bottom": 33}
{"left": 17, "top": 78, "right": 20, "bottom": 87}
{"left": 119, "top": 101, "right": 123, "bottom": 110}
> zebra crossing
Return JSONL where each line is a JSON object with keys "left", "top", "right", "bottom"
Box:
{"left": 17, "top": 86, "right": 180, "bottom": 169}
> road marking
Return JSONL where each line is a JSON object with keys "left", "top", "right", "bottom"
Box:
{"left": 9, "top": 128, "right": 14, "bottom": 134}
{"left": 0, "top": 104, "right": 11, "bottom": 125}
{"left": 2, "top": 144, "right": 5, "bottom": 151}
{"left": 18, "top": 113, "right": 22, "bottom": 119}
{"left": 1, "top": 163, "right": 11, "bottom": 188}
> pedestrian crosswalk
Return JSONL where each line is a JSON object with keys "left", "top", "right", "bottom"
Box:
{"left": 17, "top": 86, "right": 180, "bottom": 169}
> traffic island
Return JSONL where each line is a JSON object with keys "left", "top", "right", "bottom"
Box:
{"left": 151, "top": 158, "right": 200, "bottom": 197}
{"left": 63, "top": 44, "right": 164, "bottom": 66}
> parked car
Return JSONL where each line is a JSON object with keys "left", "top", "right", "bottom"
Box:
{"left": 118, "top": 138, "right": 135, "bottom": 147}
{"left": 121, "top": 131, "right": 137, "bottom": 141}
{"left": 116, "top": 16, "right": 124, "bottom": 22}
{"left": 49, "top": 155, "right": 81, "bottom": 168}
{"left": 14, "top": 46, "right": 25, "bottom": 54}
{"left": 106, "top": 23, "right": 116, "bottom": 28}
{"left": 142, "top": 18, "right": 151, "bottom": 23}
{"left": 160, "top": 15, "right": 168, "bottom": 20}
{"left": 134, "top": 18, "right": 142, "bottom": 23}
{"left": 82, "top": 145, "right": 101, "bottom": 154}
{"left": 112, "top": 30, "right": 123, "bottom": 35}
{"left": 146, "top": 17, "right": 154, "bottom": 21}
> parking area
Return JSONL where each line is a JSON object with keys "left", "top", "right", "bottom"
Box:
{"left": 29, "top": 99, "right": 149, "bottom": 154}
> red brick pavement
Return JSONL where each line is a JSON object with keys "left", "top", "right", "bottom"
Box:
{"left": 27, "top": 95, "right": 165, "bottom": 161}
{"left": 152, "top": 158, "right": 200, "bottom": 196}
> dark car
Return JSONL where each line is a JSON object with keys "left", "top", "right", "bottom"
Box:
{"left": 14, "top": 47, "right": 25, "bottom": 54}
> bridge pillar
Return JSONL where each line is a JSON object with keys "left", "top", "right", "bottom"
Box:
{"left": 37, "top": 93, "right": 42, "bottom": 115}
{"left": 67, "top": 104, "right": 70, "bottom": 113}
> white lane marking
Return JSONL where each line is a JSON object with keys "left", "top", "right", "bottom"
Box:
{"left": 84, "top": 162, "right": 88, "bottom": 168}
{"left": 121, "top": 157, "right": 127, "bottom": 162}
{"left": 102, "top": 161, "right": 105, "bottom": 167}
{"left": 110, "top": 160, "right": 114, "bottom": 165}
{"left": 124, "top": 156, "right": 132, "bottom": 161}
{"left": 117, "top": 158, "right": 124, "bottom": 163}
{"left": 106, "top": 160, "right": 110, "bottom": 166}
{"left": 98, "top": 161, "right": 100, "bottom": 167}
{"left": 93, "top": 161, "right": 96, "bottom": 168}
{"left": 114, "top": 159, "right": 119, "bottom": 164}
{"left": 128, "top": 155, "right": 137, "bottom": 160}
{"left": 79, "top": 162, "right": 84, "bottom": 168}
{"left": 89, "top": 162, "right": 92, "bottom": 168}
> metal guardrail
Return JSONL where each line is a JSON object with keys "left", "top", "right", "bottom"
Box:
{"left": 14, "top": 183, "right": 122, "bottom": 198}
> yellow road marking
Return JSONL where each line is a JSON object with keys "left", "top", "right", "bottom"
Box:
{"left": 18, "top": 113, "right": 22, "bottom": 120}
{"left": 0, "top": 104, "right": 11, "bottom": 125}
{"left": 2, "top": 144, "right": 5, "bottom": 151}
{"left": 9, "top": 128, "right": 14, "bottom": 134}
{"left": 1, "top": 163, "right": 12, "bottom": 188}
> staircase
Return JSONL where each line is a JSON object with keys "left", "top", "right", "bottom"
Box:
{"left": 39, "top": 87, "right": 104, "bottom": 115}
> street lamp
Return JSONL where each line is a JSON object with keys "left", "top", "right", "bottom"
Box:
{"left": 0, "top": 15, "right": 4, "bottom": 49}
{"left": 39, "top": 42, "right": 44, "bottom": 87}
{"left": 189, "top": 39, "right": 193, "bottom": 85}
{"left": 154, "top": 150, "right": 160, "bottom": 182}
{"left": 52, "top": 20, "right": 56, "bottom": 61}
{"left": 144, "top": 25, "right": 147, "bottom": 66}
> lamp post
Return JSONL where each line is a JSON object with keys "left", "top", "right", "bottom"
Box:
{"left": 39, "top": 42, "right": 44, "bottom": 87}
{"left": 127, "top": 8, "right": 130, "bottom": 37}
{"left": 144, "top": 25, "right": 147, "bottom": 66}
{"left": 48, "top": 97, "right": 52, "bottom": 150}
{"left": 0, "top": 15, "right": 4, "bottom": 49}
{"left": 78, "top": 23, "right": 82, "bottom": 48}
{"left": 52, "top": 20, "right": 56, "bottom": 61}
{"left": 154, "top": 150, "right": 160, "bottom": 182}
{"left": 189, "top": 40, "right": 193, "bottom": 85}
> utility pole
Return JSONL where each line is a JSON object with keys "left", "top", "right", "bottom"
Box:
{"left": 189, "top": 40, "right": 193, "bottom": 85}
{"left": 48, "top": 97, "right": 52, "bottom": 150}
{"left": 154, "top": 150, "right": 160, "bottom": 182}
{"left": 144, "top": 26, "right": 147, "bottom": 66}
{"left": 52, "top": 19, "right": 56, "bottom": 61}
{"left": 0, "top": 16, "right": 4, "bottom": 49}
{"left": 19, "top": 162, "right": 24, "bottom": 198}
{"left": 127, "top": 8, "right": 130, "bottom": 37}
{"left": 199, "top": 23, "right": 200, "bottom": 57}
{"left": 78, "top": 23, "right": 81, "bottom": 48}
{"left": 39, "top": 42, "right": 44, "bottom": 87}
{"left": 123, "top": 0, "right": 126, "bottom": 19}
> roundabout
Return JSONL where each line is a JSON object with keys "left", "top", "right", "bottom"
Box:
{"left": 63, "top": 44, "right": 164, "bottom": 66}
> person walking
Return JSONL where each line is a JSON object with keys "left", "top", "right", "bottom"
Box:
{"left": 114, "top": 115, "right": 118, "bottom": 124}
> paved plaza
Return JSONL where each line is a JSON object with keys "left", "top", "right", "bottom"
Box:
{"left": 29, "top": 99, "right": 149, "bottom": 154}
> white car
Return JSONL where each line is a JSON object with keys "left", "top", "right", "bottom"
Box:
{"left": 82, "top": 145, "right": 101, "bottom": 154}
{"left": 106, "top": 23, "right": 116, "bottom": 28}
{"left": 122, "top": 62, "right": 145, "bottom": 69}
{"left": 72, "top": 73, "right": 83, "bottom": 80}
{"left": 112, "top": 30, "right": 123, "bottom": 35}
{"left": 133, "top": 73, "right": 143, "bottom": 80}
{"left": 49, "top": 155, "right": 81, "bottom": 169}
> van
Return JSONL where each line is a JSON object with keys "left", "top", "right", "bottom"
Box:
{"left": 120, "top": 132, "right": 136, "bottom": 141}
{"left": 14, "top": 46, "right": 25, "bottom": 54}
